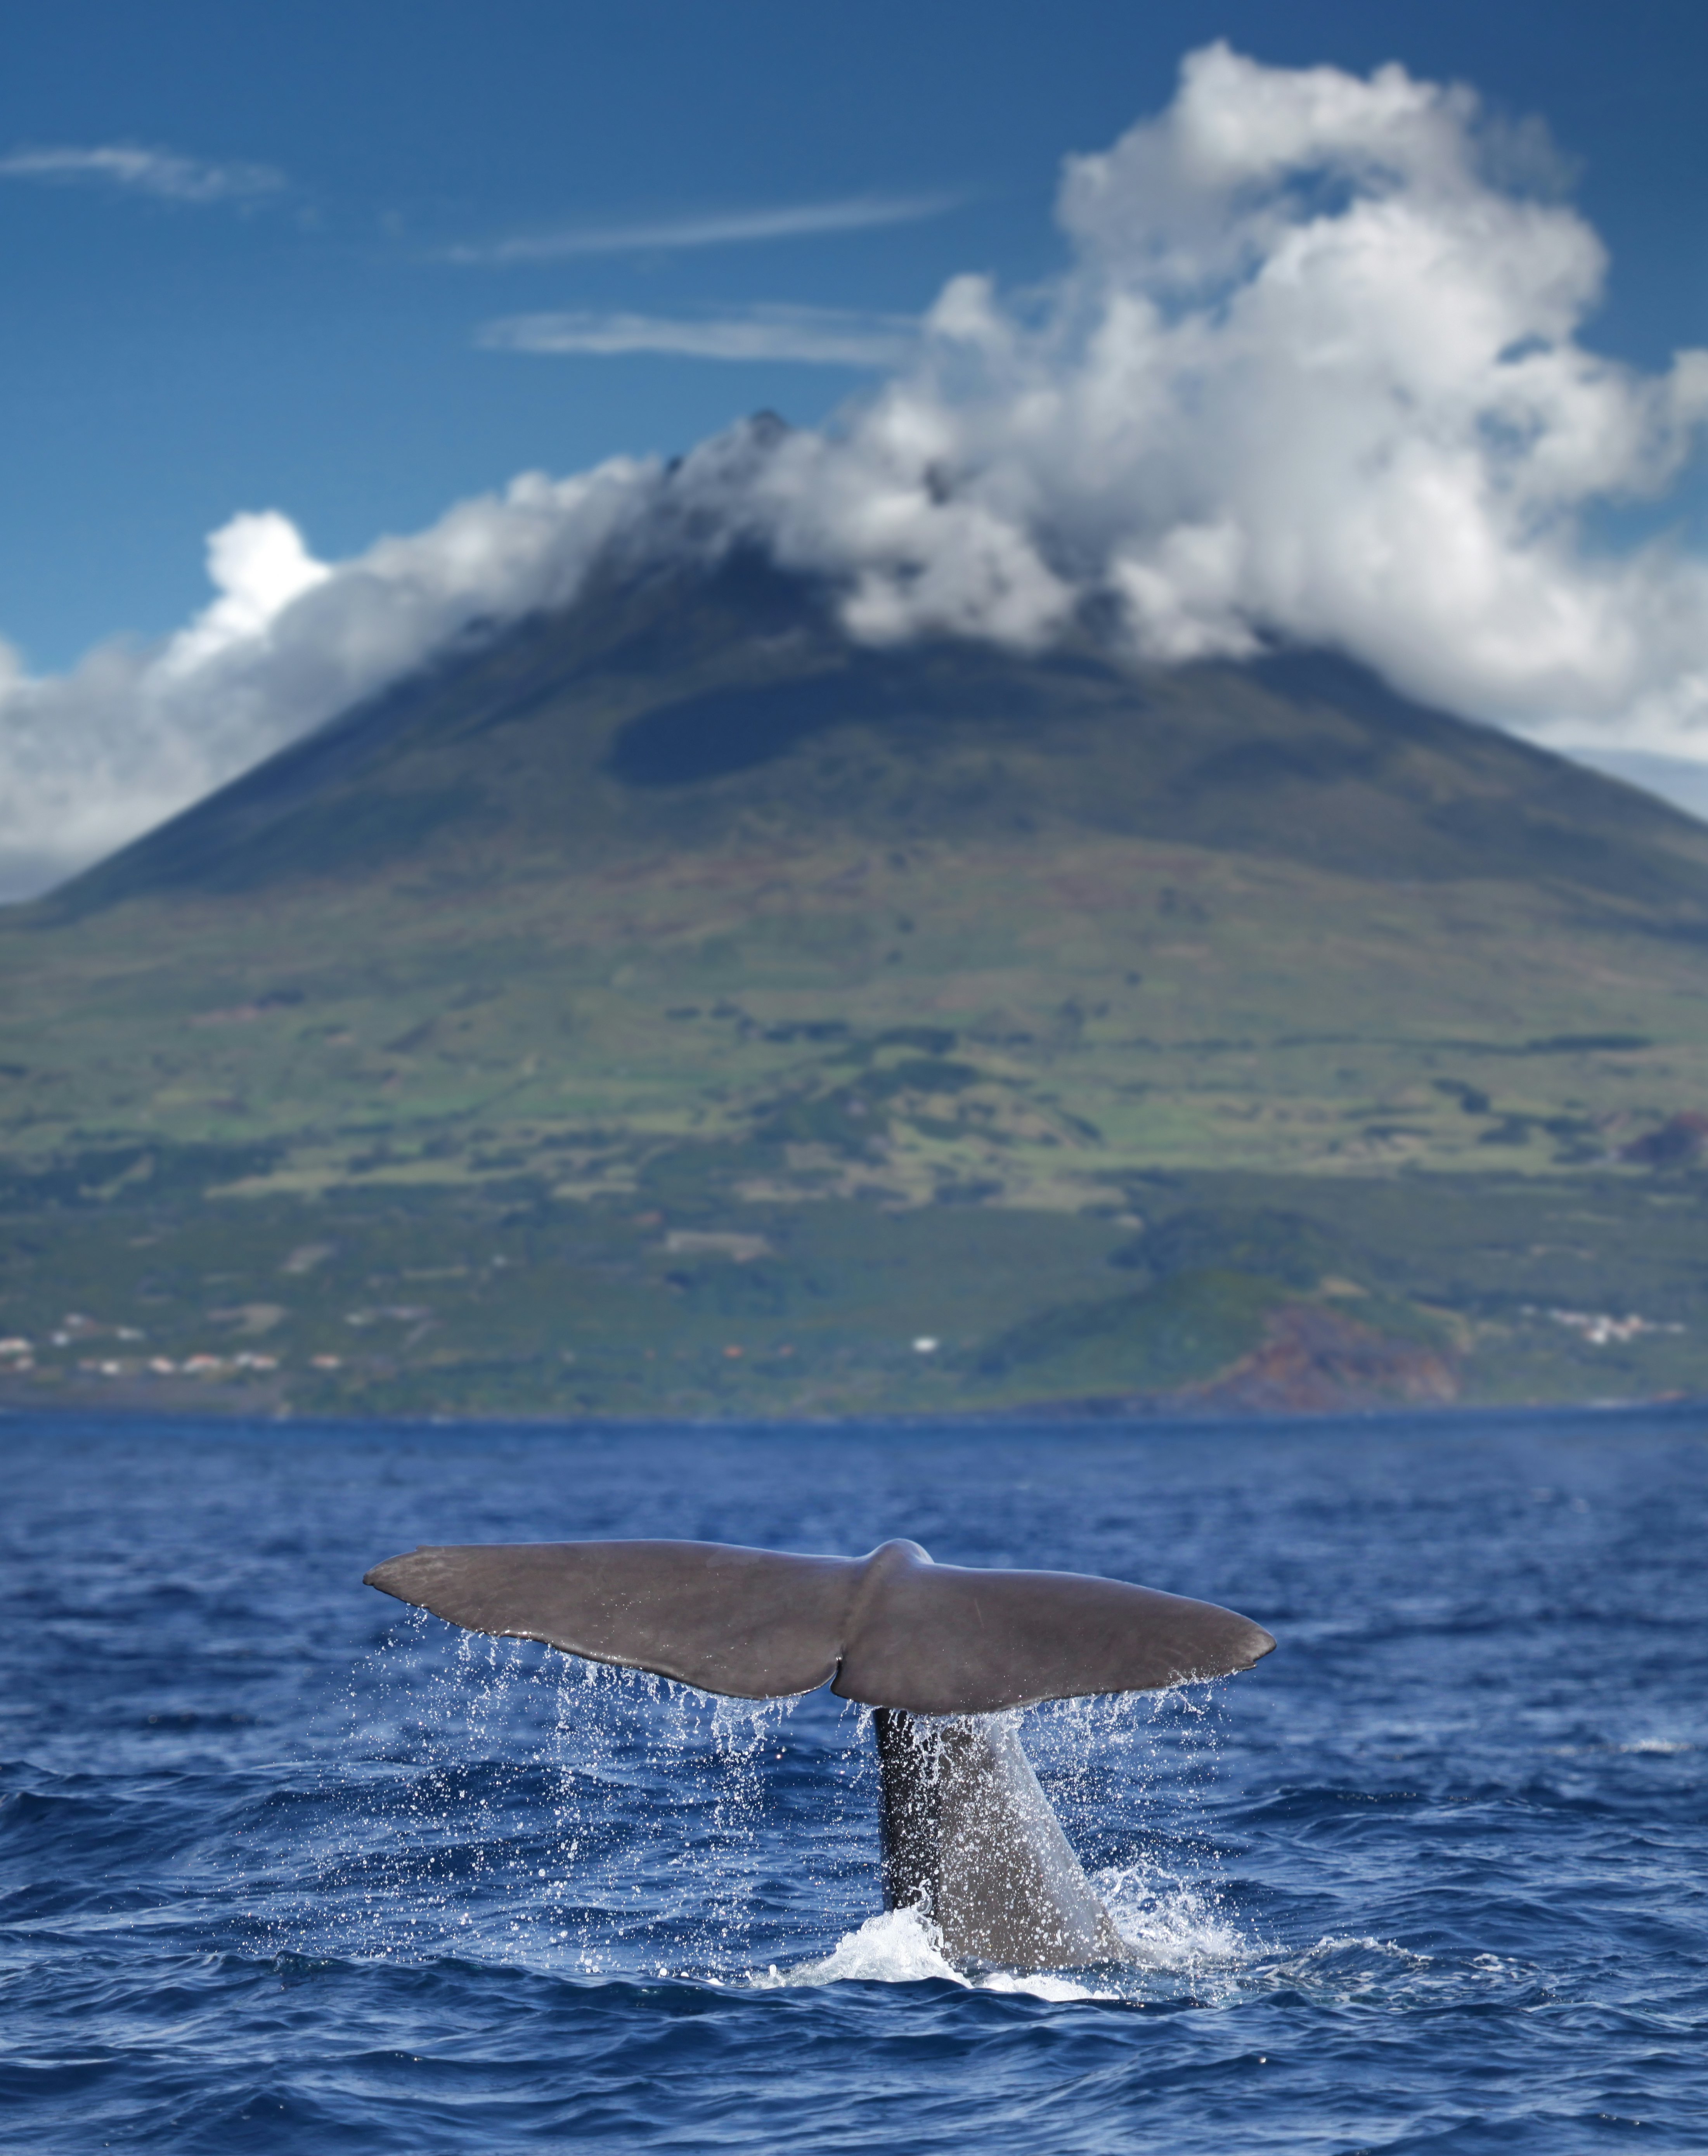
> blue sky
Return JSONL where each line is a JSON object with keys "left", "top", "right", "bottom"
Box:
{"left": 4, "top": 0, "right": 1705, "bottom": 670}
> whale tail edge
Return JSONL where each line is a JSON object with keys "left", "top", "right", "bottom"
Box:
{"left": 363, "top": 1536, "right": 1273, "bottom": 1714}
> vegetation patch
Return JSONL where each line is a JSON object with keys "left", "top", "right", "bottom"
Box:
{"left": 975, "top": 1268, "right": 1281, "bottom": 1395}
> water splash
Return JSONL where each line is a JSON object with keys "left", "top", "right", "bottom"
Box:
{"left": 1099, "top": 1859, "right": 1249, "bottom": 1972}
{"left": 258, "top": 1623, "right": 1256, "bottom": 2000}
{"left": 766, "top": 1906, "right": 963, "bottom": 1987}
{"left": 763, "top": 1906, "right": 1121, "bottom": 2002}
{"left": 264, "top": 1618, "right": 882, "bottom": 1975}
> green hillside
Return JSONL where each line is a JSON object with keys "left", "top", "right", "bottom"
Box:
{"left": 4, "top": 551, "right": 1707, "bottom": 1420}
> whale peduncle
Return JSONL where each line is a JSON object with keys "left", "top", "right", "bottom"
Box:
{"left": 874, "top": 1707, "right": 1129, "bottom": 1966}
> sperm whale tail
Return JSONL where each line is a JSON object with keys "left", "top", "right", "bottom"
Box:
{"left": 364, "top": 1537, "right": 1273, "bottom": 1969}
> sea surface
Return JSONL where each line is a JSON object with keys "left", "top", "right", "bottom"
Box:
{"left": 2, "top": 1406, "right": 1705, "bottom": 2153}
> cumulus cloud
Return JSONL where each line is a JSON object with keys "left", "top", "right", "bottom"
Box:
{"left": 0, "top": 470, "right": 653, "bottom": 898}
{"left": 442, "top": 191, "right": 962, "bottom": 263}
{"left": 0, "top": 142, "right": 285, "bottom": 203}
{"left": 5, "top": 43, "right": 1708, "bottom": 900}
{"left": 479, "top": 303, "right": 916, "bottom": 367}
{"left": 733, "top": 42, "right": 1708, "bottom": 733}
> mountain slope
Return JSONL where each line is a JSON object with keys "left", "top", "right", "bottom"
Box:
{"left": 4, "top": 552, "right": 1708, "bottom": 1420}
{"left": 54, "top": 549, "right": 1708, "bottom": 919}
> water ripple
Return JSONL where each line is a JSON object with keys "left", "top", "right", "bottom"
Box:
{"left": 1, "top": 1408, "right": 1705, "bottom": 2151}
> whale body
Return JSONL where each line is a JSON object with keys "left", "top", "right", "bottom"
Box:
{"left": 364, "top": 1536, "right": 1273, "bottom": 1969}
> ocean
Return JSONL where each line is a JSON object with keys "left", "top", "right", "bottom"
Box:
{"left": 2, "top": 1407, "right": 1704, "bottom": 2153}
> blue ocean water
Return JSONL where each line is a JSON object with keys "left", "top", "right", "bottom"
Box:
{"left": 2, "top": 1408, "right": 1705, "bottom": 2153}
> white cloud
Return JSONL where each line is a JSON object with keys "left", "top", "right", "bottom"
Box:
{"left": 442, "top": 192, "right": 961, "bottom": 263}
{"left": 729, "top": 42, "right": 1708, "bottom": 744}
{"left": 479, "top": 304, "right": 915, "bottom": 367}
{"left": 161, "top": 513, "right": 332, "bottom": 673}
{"left": 0, "top": 143, "right": 285, "bottom": 203}
{"left": 0, "top": 466, "right": 655, "bottom": 899}
{"left": 5, "top": 43, "right": 1708, "bottom": 900}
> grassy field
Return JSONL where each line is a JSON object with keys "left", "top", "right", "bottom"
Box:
{"left": 3, "top": 558, "right": 1706, "bottom": 1418}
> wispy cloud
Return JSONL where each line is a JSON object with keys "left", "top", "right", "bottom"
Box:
{"left": 0, "top": 143, "right": 285, "bottom": 204}
{"left": 443, "top": 191, "right": 962, "bottom": 264}
{"left": 479, "top": 303, "right": 916, "bottom": 367}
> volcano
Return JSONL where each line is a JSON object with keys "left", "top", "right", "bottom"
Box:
{"left": 4, "top": 549, "right": 1708, "bottom": 1420}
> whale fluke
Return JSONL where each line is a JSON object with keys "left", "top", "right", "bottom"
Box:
{"left": 364, "top": 1536, "right": 1273, "bottom": 1970}
{"left": 362, "top": 1536, "right": 1274, "bottom": 1713}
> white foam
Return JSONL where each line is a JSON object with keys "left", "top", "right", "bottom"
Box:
{"left": 760, "top": 1907, "right": 1114, "bottom": 2001}
{"left": 764, "top": 1907, "right": 966, "bottom": 1988}
{"left": 978, "top": 1967, "right": 1116, "bottom": 2002}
